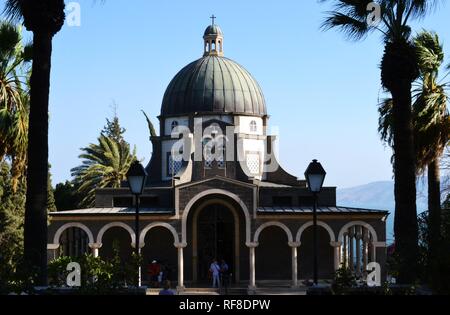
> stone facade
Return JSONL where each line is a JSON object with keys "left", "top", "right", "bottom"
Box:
{"left": 47, "top": 22, "right": 389, "bottom": 290}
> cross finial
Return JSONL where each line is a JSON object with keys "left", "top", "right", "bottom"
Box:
{"left": 210, "top": 14, "right": 216, "bottom": 25}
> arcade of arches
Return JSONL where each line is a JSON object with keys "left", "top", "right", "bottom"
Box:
{"left": 48, "top": 196, "right": 386, "bottom": 289}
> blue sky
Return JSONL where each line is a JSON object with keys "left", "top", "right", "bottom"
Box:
{"left": 2, "top": 0, "right": 449, "bottom": 188}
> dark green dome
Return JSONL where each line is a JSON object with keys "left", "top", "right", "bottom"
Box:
{"left": 161, "top": 56, "right": 267, "bottom": 117}
{"left": 204, "top": 24, "right": 223, "bottom": 37}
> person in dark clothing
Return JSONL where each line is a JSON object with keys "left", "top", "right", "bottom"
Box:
{"left": 148, "top": 260, "right": 161, "bottom": 287}
{"left": 220, "top": 259, "right": 230, "bottom": 294}
{"left": 159, "top": 280, "right": 175, "bottom": 295}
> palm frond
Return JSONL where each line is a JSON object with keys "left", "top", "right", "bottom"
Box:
{"left": 378, "top": 97, "right": 394, "bottom": 147}
{"left": 321, "top": 11, "right": 370, "bottom": 41}
{"left": 414, "top": 30, "right": 443, "bottom": 74}
{"left": 2, "top": 0, "right": 23, "bottom": 23}
{"left": 71, "top": 134, "right": 137, "bottom": 208}
{"left": 404, "top": 0, "right": 443, "bottom": 21}
{"left": 0, "top": 20, "right": 30, "bottom": 191}
{"left": 141, "top": 110, "right": 157, "bottom": 137}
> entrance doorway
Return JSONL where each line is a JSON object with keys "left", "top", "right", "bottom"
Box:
{"left": 196, "top": 204, "right": 235, "bottom": 283}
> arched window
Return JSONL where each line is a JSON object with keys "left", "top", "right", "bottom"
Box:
{"left": 250, "top": 120, "right": 257, "bottom": 132}
{"left": 171, "top": 120, "right": 179, "bottom": 131}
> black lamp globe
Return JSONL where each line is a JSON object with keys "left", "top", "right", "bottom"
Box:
{"left": 304, "top": 159, "right": 326, "bottom": 193}
{"left": 126, "top": 161, "right": 147, "bottom": 195}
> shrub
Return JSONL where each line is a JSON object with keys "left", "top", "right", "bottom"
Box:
{"left": 331, "top": 267, "right": 357, "bottom": 295}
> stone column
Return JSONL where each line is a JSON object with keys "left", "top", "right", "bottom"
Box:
{"left": 289, "top": 242, "right": 301, "bottom": 288}
{"left": 362, "top": 228, "right": 369, "bottom": 271}
{"left": 176, "top": 243, "right": 187, "bottom": 290}
{"left": 356, "top": 227, "right": 362, "bottom": 275}
{"left": 47, "top": 244, "right": 60, "bottom": 261}
{"left": 247, "top": 243, "right": 258, "bottom": 290}
{"left": 88, "top": 243, "right": 102, "bottom": 258}
{"left": 349, "top": 227, "right": 355, "bottom": 271}
{"left": 343, "top": 232, "right": 348, "bottom": 268}
{"left": 330, "top": 241, "right": 342, "bottom": 271}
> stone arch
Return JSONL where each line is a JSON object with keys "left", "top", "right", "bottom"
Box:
{"left": 96, "top": 222, "right": 135, "bottom": 246}
{"left": 296, "top": 221, "right": 336, "bottom": 243}
{"left": 140, "top": 222, "right": 180, "bottom": 248}
{"left": 53, "top": 222, "right": 95, "bottom": 245}
{"left": 181, "top": 189, "right": 251, "bottom": 244}
{"left": 338, "top": 221, "right": 378, "bottom": 242}
{"left": 254, "top": 221, "right": 293, "bottom": 244}
{"left": 190, "top": 197, "right": 242, "bottom": 283}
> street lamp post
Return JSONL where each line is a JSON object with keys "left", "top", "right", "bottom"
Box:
{"left": 304, "top": 159, "right": 326, "bottom": 286}
{"left": 126, "top": 161, "right": 148, "bottom": 288}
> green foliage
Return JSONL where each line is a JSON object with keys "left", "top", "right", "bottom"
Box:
{"left": 47, "top": 256, "right": 74, "bottom": 287}
{"left": 388, "top": 208, "right": 450, "bottom": 293}
{"left": 331, "top": 266, "right": 357, "bottom": 294}
{"left": 71, "top": 128, "right": 137, "bottom": 208}
{"left": 47, "top": 164, "right": 57, "bottom": 212}
{"left": 47, "top": 249, "right": 145, "bottom": 294}
{"left": 101, "top": 109, "right": 126, "bottom": 144}
{"left": 412, "top": 31, "right": 449, "bottom": 172}
{"left": 0, "top": 20, "right": 31, "bottom": 191}
{"left": 379, "top": 31, "right": 449, "bottom": 169}
{"left": 0, "top": 160, "right": 25, "bottom": 292}
{"left": 54, "top": 181, "right": 81, "bottom": 211}
{"left": 142, "top": 110, "right": 157, "bottom": 137}
{"left": 320, "top": 0, "right": 441, "bottom": 43}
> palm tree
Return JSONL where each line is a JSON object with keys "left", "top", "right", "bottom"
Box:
{"left": 3, "top": 0, "right": 65, "bottom": 285}
{"left": 407, "top": 31, "right": 448, "bottom": 290}
{"left": 379, "top": 30, "right": 449, "bottom": 288}
{"left": 71, "top": 135, "right": 137, "bottom": 208}
{"left": 321, "top": 0, "right": 443, "bottom": 283}
{"left": 0, "top": 21, "right": 32, "bottom": 191}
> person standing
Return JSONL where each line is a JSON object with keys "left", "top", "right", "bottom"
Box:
{"left": 220, "top": 259, "right": 230, "bottom": 294}
{"left": 148, "top": 260, "right": 161, "bottom": 287}
{"left": 210, "top": 259, "right": 221, "bottom": 288}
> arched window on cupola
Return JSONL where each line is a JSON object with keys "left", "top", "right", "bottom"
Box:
{"left": 250, "top": 120, "right": 257, "bottom": 133}
{"left": 171, "top": 120, "right": 179, "bottom": 131}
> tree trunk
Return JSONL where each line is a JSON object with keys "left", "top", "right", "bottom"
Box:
{"left": 427, "top": 159, "right": 441, "bottom": 291}
{"left": 391, "top": 82, "right": 419, "bottom": 284}
{"left": 23, "top": 31, "right": 53, "bottom": 286}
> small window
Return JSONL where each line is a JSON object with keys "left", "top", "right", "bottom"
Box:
{"left": 113, "top": 197, "right": 133, "bottom": 207}
{"left": 171, "top": 120, "right": 179, "bottom": 131}
{"left": 250, "top": 120, "right": 257, "bottom": 132}
{"left": 272, "top": 196, "right": 292, "bottom": 207}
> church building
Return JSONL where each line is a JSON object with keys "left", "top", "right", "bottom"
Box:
{"left": 47, "top": 21, "right": 388, "bottom": 291}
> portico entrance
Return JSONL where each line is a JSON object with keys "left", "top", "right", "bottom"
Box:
{"left": 191, "top": 199, "right": 240, "bottom": 285}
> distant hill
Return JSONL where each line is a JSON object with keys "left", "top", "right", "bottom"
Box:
{"left": 336, "top": 180, "right": 432, "bottom": 241}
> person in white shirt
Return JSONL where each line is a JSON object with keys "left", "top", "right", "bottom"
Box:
{"left": 210, "top": 259, "right": 221, "bottom": 288}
